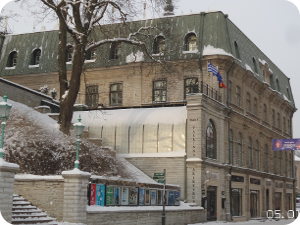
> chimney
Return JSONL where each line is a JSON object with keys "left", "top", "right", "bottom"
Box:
{"left": 163, "top": 0, "right": 174, "bottom": 16}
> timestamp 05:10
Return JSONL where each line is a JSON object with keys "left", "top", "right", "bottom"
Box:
{"left": 267, "top": 210, "right": 299, "bottom": 219}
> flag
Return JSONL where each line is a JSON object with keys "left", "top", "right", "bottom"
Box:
{"left": 207, "top": 61, "right": 228, "bottom": 89}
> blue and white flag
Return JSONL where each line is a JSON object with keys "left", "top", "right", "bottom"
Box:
{"left": 207, "top": 61, "right": 228, "bottom": 89}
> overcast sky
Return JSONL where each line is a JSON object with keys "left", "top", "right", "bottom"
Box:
{"left": 1, "top": 0, "right": 300, "bottom": 138}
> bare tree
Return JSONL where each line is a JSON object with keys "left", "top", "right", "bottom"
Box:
{"left": 17, "top": 0, "right": 173, "bottom": 135}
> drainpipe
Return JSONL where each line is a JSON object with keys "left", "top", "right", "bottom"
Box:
{"left": 184, "top": 119, "right": 187, "bottom": 201}
{"left": 198, "top": 12, "right": 206, "bottom": 86}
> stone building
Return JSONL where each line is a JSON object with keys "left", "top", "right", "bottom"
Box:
{"left": 0, "top": 9, "right": 297, "bottom": 222}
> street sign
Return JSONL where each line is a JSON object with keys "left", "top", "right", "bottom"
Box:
{"left": 153, "top": 176, "right": 165, "bottom": 180}
{"left": 154, "top": 173, "right": 164, "bottom": 176}
{"left": 157, "top": 180, "right": 165, "bottom": 183}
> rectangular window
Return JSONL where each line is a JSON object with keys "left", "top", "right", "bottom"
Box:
{"left": 246, "top": 93, "right": 251, "bottom": 112}
{"left": 236, "top": 86, "right": 240, "bottom": 107}
{"left": 288, "top": 119, "right": 290, "bottom": 134}
{"left": 264, "top": 104, "right": 267, "bottom": 122}
{"left": 153, "top": 81, "right": 167, "bottom": 102}
{"left": 283, "top": 117, "right": 286, "bottom": 132}
{"left": 86, "top": 85, "right": 98, "bottom": 108}
{"left": 231, "top": 175, "right": 244, "bottom": 182}
{"left": 184, "top": 78, "right": 198, "bottom": 98}
{"left": 231, "top": 189, "right": 242, "bottom": 216}
{"left": 110, "top": 83, "right": 123, "bottom": 106}
{"left": 277, "top": 113, "right": 281, "bottom": 129}
{"left": 228, "top": 81, "right": 232, "bottom": 103}
{"left": 272, "top": 109, "right": 275, "bottom": 127}
{"left": 254, "top": 98, "right": 257, "bottom": 116}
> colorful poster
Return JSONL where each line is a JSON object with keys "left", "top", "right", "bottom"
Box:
{"left": 121, "top": 187, "right": 129, "bottom": 205}
{"left": 106, "top": 186, "right": 114, "bottom": 205}
{"left": 129, "top": 188, "right": 138, "bottom": 205}
{"left": 169, "top": 191, "right": 174, "bottom": 205}
{"left": 145, "top": 189, "right": 150, "bottom": 205}
{"left": 139, "top": 189, "right": 145, "bottom": 205}
{"left": 95, "top": 184, "right": 105, "bottom": 206}
{"left": 164, "top": 190, "right": 169, "bottom": 205}
{"left": 90, "top": 184, "right": 96, "bottom": 205}
{"left": 157, "top": 190, "right": 162, "bottom": 205}
{"left": 150, "top": 190, "right": 157, "bottom": 205}
{"left": 113, "top": 187, "right": 120, "bottom": 205}
{"left": 273, "top": 139, "right": 300, "bottom": 151}
{"left": 174, "top": 191, "right": 180, "bottom": 206}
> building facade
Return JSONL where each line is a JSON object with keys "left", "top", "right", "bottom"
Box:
{"left": 0, "top": 11, "right": 297, "bottom": 222}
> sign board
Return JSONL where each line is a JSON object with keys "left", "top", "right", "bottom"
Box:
{"left": 153, "top": 176, "right": 165, "bottom": 180}
{"left": 129, "top": 188, "right": 138, "bottom": 205}
{"left": 121, "top": 187, "right": 129, "bottom": 205}
{"left": 139, "top": 189, "right": 145, "bottom": 205}
{"left": 113, "top": 187, "right": 121, "bottom": 205}
{"left": 154, "top": 173, "right": 164, "bottom": 176}
{"left": 106, "top": 186, "right": 114, "bottom": 205}
{"left": 272, "top": 139, "right": 300, "bottom": 151}
{"left": 157, "top": 180, "right": 165, "bottom": 184}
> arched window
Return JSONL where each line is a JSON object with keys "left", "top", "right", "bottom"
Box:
{"left": 286, "top": 88, "right": 291, "bottom": 100}
{"left": 7, "top": 51, "right": 18, "bottom": 67}
{"left": 246, "top": 93, "right": 251, "bottom": 112}
{"left": 32, "top": 49, "right": 41, "bottom": 65}
{"left": 274, "top": 151, "right": 278, "bottom": 174}
{"left": 254, "top": 98, "right": 257, "bottom": 116}
{"left": 255, "top": 140, "right": 259, "bottom": 171}
{"left": 153, "top": 36, "right": 165, "bottom": 54}
{"left": 253, "top": 57, "right": 258, "bottom": 73}
{"left": 66, "top": 45, "right": 73, "bottom": 62}
{"left": 264, "top": 144, "right": 269, "bottom": 173}
{"left": 237, "top": 133, "right": 242, "bottom": 167}
{"left": 206, "top": 120, "right": 216, "bottom": 159}
{"left": 248, "top": 137, "right": 252, "bottom": 169}
{"left": 185, "top": 33, "right": 197, "bottom": 51}
{"left": 236, "top": 86, "right": 241, "bottom": 107}
{"left": 229, "top": 130, "right": 233, "bottom": 165}
{"left": 234, "top": 41, "right": 241, "bottom": 60}
{"left": 263, "top": 104, "right": 267, "bottom": 122}
{"left": 110, "top": 42, "right": 121, "bottom": 60}
{"left": 285, "top": 152, "right": 288, "bottom": 176}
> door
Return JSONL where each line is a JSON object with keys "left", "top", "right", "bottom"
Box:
{"left": 250, "top": 190, "right": 259, "bottom": 218}
{"left": 207, "top": 186, "right": 217, "bottom": 221}
{"left": 275, "top": 192, "right": 282, "bottom": 210}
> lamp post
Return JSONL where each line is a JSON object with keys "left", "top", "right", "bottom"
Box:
{"left": 0, "top": 93, "right": 12, "bottom": 159}
{"left": 73, "top": 115, "right": 85, "bottom": 169}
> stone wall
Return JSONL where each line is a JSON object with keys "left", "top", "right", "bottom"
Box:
{"left": 87, "top": 208, "right": 205, "bottom": 225}
{"left": 13, "top": 177, "right": 64, "bottom": 221}
{"left": 125, "top": 156, "right": 186, "bottom": 200}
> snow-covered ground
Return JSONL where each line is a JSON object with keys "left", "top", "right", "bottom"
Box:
{"left": 189, "top": 218, "right": 299, "bottom": 225}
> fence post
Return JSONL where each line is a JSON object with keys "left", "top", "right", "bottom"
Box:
{"left": 62, "top": 169, "right": 91, "bottom": 224}
{"left": 0, "top": 160, "right": 19, "bottom": 223}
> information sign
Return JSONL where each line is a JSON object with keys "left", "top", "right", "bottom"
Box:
{"left": 153, "top": 176, "right": 165, "bottom": 180}
{"left": 150, "top": 190, "right": 157, "bottom": 205}
{"left": 121, "top": 187, "right": 129, "bottom": 205}
{"left": 154, "top": 173, "right": 164, "bottom": 176}
{"left": 174, "top": 191, "right": 180, "bottom": 206}
{"left": 273, "top": 139, "right": 300, "bottom": 151}
{"left": 90, "top": 184, "right": 96, "bottom": 205}
{"left": 139, "top": 189, "right": 145, "bottom": 205}
{"left": 113, "top": 187, "right": 120, "bottom": 205}
{"left": 157, "top": 180, "right": 165, "bottom": 184}
{"left": 129, "top": 188, "right": 138, "bottom": 205}
{"left": 145, "top": 189, "right": 150, "bottom": 205}
{"left": 169, "top": 191, "right": 174, "bottom": 205}
{"left": 95, "top": 184, "right": 105, "bottom": 206}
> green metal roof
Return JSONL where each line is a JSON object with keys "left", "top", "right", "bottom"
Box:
{"left": 0, "top": 11, "right": 295, "bottom": 107}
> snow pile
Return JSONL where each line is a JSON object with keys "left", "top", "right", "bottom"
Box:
{"left": 203, "top": 44, "right": 234, "bottom": 57}
{"left": 245, "top": 63, "right": 254, "bottom": 73}
{"left": 1, "top": 97, "right": 118, "bottom": 176}
{"left": 126, "top": 51, "right": 144, "bottom": 63}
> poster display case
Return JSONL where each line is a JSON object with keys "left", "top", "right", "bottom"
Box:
{"left": 169, "top": 191, "right": 174, "bottom": 205}
{"left": 90, "top": 184, "right": 96, "bottom": 205}
{"left": 139, "top": 188, "right": 145, "bottom": 205}
{"left": 106, "top": 186, "right": 114, "bottom": 205}
{"left": 121, "top": 187, "right": 129, "bottom": 205}
{"left": 145, "top": 189, "right": 150, "bottom": 205}
{"left": 157, "top": 190, "right": 163, "bottom": 205}
{"left": 96, "top": 184, "right": 105, "bottom": 206}
{"left": 129, "top": 187, "right": 138, "bottom": 205}
{"left": 174, "top": 191, "right": 180, "bottom": 206}
{"left": 164, "top": 190, "right": 169, "bottom": 205}
{"left": 113, "top": 186, "right": 121, "bottom": 205}
{"left": 150, "top": 190, "right": 157, "bottom": 205}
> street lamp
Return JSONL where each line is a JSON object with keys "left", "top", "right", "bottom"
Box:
{"left": 0, "top": 93, "right": 12, "bottom": 159}
{"left": 73, "top": 115, "right": 85, "bottom": 169}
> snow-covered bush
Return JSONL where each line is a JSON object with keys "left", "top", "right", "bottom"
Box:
{"left": 39, "top": 85, "right": 50, "bottom": 95}
{"left": 2, "top": 98, "right": 120, "bottom": 176}
{"left": 50, "top": 88, "right": 58, "bottom": 99}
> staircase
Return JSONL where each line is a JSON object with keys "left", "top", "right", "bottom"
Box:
{"left": 12, "top": 194, "right": 57, "bottom": 224}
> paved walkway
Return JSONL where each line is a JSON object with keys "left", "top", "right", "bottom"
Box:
{"left": 190, "top": 218, "right": 299, "bottom": 225}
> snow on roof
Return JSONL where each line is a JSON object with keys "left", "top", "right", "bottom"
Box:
{"left": 72, "top": 106, "right": 187, "bottom": 127}
{"left": 203, "top": 44, "right": 234, "bottom": 58}
{"left": 0, "top": 158, "right": 19, "bottom": 169}
{"left": 120, "top": 150, "right": 186, "bottom": 158}
{"left": 15, "top": 174, "right": 63, "bottom": 180}
{"left": 295, "top": 155, "right": 300, "bottom": 161}
{"left": 245, "top": 63, "right": 254, "bottom": 73}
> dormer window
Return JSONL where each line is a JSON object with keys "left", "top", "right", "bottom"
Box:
{"left": 7, "top": 51, "right": 18, "bottom": 67}
{"left": 276, "top": 78, "right": 280, "bottom": 92}
{"left": 110, "top": 42, "right": 121, "bottom": 60}
{"left": 252, "top": 57, "right": 258, "bottom": 73}
{"left": 32, "top": 49, "right": 41, "bottom": 65}
{"left": 185, "top": 33, "right": 197, "bottom": 51}
{"left": 153, "top": 36, "right": 165, "bottom": 54}
{"left": 234, "top": 41, "right": 241, "bottom": 60}
{"left": 66, "top": 45, "right": 73, "bottom": 62}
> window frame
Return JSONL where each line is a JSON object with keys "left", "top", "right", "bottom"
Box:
{"left": 263, "top": 104, "right": 267, "bottom": 122}
{"left": 272, "top": 109, "right": 275, "bottom": 127}
{"left": 229, "top": 130, "right": 233, "bottom": 165}
{"left": 86, "top": 85, "right": 99, "bottom": 108}
{"left": 33, "top": 49, "right": 41, "bottom": 65}
{"left": 253, "top": 57, "right": 258, "bottom": 73}
{"left": 7, "top": 51, "right": 18, "bottom": 67}
{"left": 265, "top": 144, "right": 269, "bottom": 173}
{"left": 246, "top": 93, "right": 251, "bottom": 112}
{"left": 206, "top": 120, "right": 217, "bottom": 159}
{"left": 234, "top": 41, "right": 241, "bottom": 60}
{"left": 254, "top": 98, "right": 257, "bottom": 116}
{"left": 236, "top": 86, "right": 241, "bottom": 107}
{"left": 110, "top": 83, "right": 123, "bottom": 106}
{"left": 184, "top": 78, "right": 199, "bottom": 98}
{"left": 153, "top": 36, "right": 165, "bottom": 54}
{"left": 248, "top": 137, "right": 252, "bottom": 169}
{"left": 109, "top": 42, "right": 121, "bottom": 60}
{"left": 185, "top": 33, "right": 197, "bottom": 51}
{"left": 255, "top": 140, "right": 259, "bottom": 171}
{"left": 238, "top": 133, "right": 242, "bottom": 167}
{"left": 231, "top": 188, "right": 242, "bottom": 216}
{"left": 153, "top": 80, "right": 167, "bottom": 102}
{"left": 66, "top": 45, "right": 73, "bottom": 62}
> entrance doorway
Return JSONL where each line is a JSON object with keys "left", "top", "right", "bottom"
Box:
{"left": 275, "top": 192, "right": 282, "bottom": 210}
{"left": 250, "top": 190, "right": 259, "bottom": 218}
{"left": 207, "top": 186, "right": 217, "bottom": 221}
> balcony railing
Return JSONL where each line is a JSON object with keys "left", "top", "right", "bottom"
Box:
{"left": 200, "top": 81, "right": 222, "bottom": 103}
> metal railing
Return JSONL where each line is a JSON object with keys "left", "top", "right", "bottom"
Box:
{"left": 200, "top": 81, "right": 222, "bottom": 103}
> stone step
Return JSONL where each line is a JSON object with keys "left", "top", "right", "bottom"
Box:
{"left": 12, "top": 210, "right": 43, "bottom": 214}
{"left": 12, "top": 206, "right": 37, "bottom": 210}
{"left": 11, "top": 217, "right": 56, "bottom": 224}
{"left": 12, "top": 213, "right": 48, "bottom": 218}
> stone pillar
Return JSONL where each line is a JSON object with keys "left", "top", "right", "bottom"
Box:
{"left": 0, "top": 158, "right": 19, "bottom": 223}
{"left": 62, "top": 169, "right": 91, "bottom": 224}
